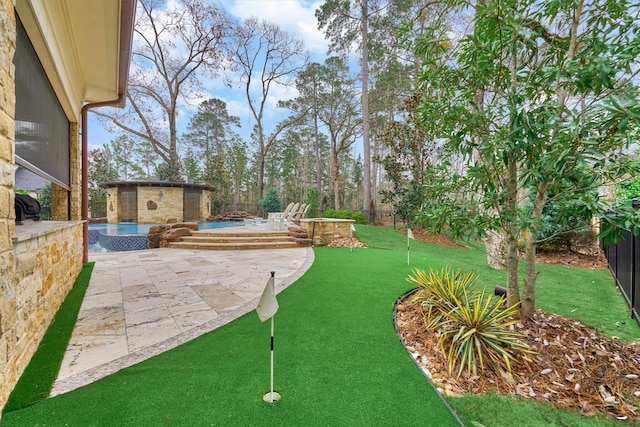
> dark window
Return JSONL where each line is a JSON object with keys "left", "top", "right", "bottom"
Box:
{"left": 119, "top": 188, "right": 137, "bottom": 222}
{"left": 14, "top": 17, "right": 70, "bottom": 190}
{"left": 183, "top": 189, "right": 200, "bottom": 222}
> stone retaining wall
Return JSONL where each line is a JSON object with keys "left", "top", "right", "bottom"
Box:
{"left": 1, "top": 222, "right": 83, "bottom": 410}
{"left": 298, "top": 218, "right": 356, "bottom": 246}
{"left": 0, "top": 0, "right": 17, "bottom": 411}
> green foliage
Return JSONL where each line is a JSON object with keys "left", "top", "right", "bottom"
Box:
{"left": 615, "top": 158, "right": 640, "bottom": 203}
{"left": 599, "top": 202, "right": 640, "bottom": 246}
{"left": 260, "top": 189, "right": 282, "bottom": 213}
{"left": 377, "top": 94, "right": 442, "bottom": 223}
{"left": 440, "top": 289, "right": 531, "bottom": 377}
{"left": 322, "top": 208, "right": 367, "bottom": 224}
{"left": 408, "top": 267, "right": 478, "bottom": 329}
{"left": 523, "top": 184, "right": 597, "bottom": 250}
{"left": 616, "top": 177, "right": 640, "bottom": 202}
{"left": 408, "top": 267, "right": 532, "bottom": 377}
{"left": 154, "top": 160, "right": 184, "bottom": 183}
{"left": 304, "top": 188, "right": 320, "bottom": 218}
{"left": 36, "top": 183, "right": 51, "bottom": 219}
{"left": 14, "top": 188, "right": 29, "bottom": 195}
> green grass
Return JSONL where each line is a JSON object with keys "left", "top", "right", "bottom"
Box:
{"left": 2, "top": 225, "right": 638, "bottom": 426}
{"left": 1, "top": 246, "right": 460, "bottom": 426}
{"left": 449, "top": 392, "right": 638, "bottom": 427}
{"left": 2, "top": 263, "right": 94, "bottom": 414}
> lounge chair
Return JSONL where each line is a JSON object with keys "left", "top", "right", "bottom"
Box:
{"left": 291, "top": 203, "right": 309, "bottom": 222}
{"left": 268, "top": 202, "right": 294, "bottom": 230}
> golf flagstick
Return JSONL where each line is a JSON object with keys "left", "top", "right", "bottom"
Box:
{"left": 407, "top": 228, "right": 414, "bottom": 266}
{"left": 350, "top": 223, "right": 355, "bottom": 252}
{"left": 256, "top": 271, "right": 280, "bottom": 402}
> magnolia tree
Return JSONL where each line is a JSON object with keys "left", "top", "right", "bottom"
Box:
{"left": 414, "top": 0, "right": 640, "bottom": 319}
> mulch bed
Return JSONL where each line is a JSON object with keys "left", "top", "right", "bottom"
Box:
{"left": 394, "top": 227, "right": 640, "bottom": 421}
{"left": 396, "top": 301, "right": 640, "bottom": 420}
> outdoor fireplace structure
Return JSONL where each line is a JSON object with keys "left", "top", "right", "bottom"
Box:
{"left": 100, "top": 181, "right": 214, "bottom": 224}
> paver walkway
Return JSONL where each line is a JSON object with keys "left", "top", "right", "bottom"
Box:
{"left": 51, "top": 224, "right": 313, "bottom": 396}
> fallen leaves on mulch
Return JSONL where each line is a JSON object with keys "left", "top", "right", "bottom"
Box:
{"left": 535, "top": 249, "right": 609, "bottom": 270}
{"left": 401, "top": 228, "right": 467, "bottom": 249}
{"left": 396, "top": 301, "right": 640, "bottom": 421}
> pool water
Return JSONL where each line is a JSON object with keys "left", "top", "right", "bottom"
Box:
{"left": 88, "top": 221, "right": 239, "bottom": 252}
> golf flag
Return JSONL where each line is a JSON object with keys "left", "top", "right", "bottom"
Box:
{"left": 350, "top": 223, "right": 356, "bottom": 252}
{"left": 407, "top": 228, "right": 414, "bottom": 266}
{"left": 257, "top": 274, "right": 278, "bottom": 322}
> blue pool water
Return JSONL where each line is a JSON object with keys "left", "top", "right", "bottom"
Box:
{"left": 88, "top": 221, "right": 239, "bottom": 252}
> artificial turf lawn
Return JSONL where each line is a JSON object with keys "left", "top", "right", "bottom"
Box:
{"left": 2, "top": 262, "right": 94, "bottom": 414}
{"left": 0, "top": 246, "right": 461, "bottom": 426}
{"left": 2, "top": 225, "right": 638, "bottom": 426}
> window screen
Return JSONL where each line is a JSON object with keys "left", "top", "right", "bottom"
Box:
{"left": 14, "top": 17, "right": 70, "bottom": 190}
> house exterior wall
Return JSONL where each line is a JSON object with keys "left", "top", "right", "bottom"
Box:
{"left": 137, "top": 186, "right": 184, "bottom": 224}
{"left": 0, "top": 0, "right": 18, "bottom": 410}
{"left": 106, "top": 187, "right": 118, "bottom": 223}
{"left": 0, "top": 2, "right": 85, "bottom": 411}
{"left": 201, "top": 190, "right": 211, "bottom": 221}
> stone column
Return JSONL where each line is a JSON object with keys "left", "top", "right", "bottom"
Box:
{"left": 69, "top": 122, "right": 81, "bottom": 220}
{"left": 50, "top": 183, "right": 69, "bottom": 220}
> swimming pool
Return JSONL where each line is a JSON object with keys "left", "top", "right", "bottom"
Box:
{"left": 88, "top": 222, "right": 239, "bottom": 252}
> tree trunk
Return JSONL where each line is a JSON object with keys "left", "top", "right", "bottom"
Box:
{"left": 331, "top": 144, "right": 340, "bottom": 209}
{"left": 361, "top": 1, "right": 372, "bottom": 222}
{"left": 521, "top": 183, "right": 549, "bottom": 318}
{"left": 504, "top": 152, "right": 521, "bottom": 308}
{"left": 485, "top": 229, "right": 508, "bottom": 269}
{"left": 314, "top": 111, "right": 322, "bottom": 210}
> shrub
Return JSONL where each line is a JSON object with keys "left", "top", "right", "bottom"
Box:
{"left": 407, "top": 267, "right": 532, "bottom": 377}
{"left": 260, "top": 189, "right": 282, "bottom": 213}
{"left": 303, "top": 188, "right": 320, "bottom": 218}
{"left": 322, "top": 209, "right": 367, "bottom": 224}
{"left": 408, "top": 267, "right": 477, "bottom": 330}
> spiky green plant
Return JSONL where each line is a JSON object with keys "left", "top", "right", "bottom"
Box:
{"left": 407, "top": 267, "right": 477, "bottom": 329}
{"left": 407, "top": 267, "right": 533, "bottom": 377}
{"left": 439, "top": 289, "right": 532, "bottom": 376}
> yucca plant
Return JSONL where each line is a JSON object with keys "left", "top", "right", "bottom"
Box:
{"left": 407, "top": 267, "right": 533, "bottom": 377}
{"left": 439, "top": 289, "right": 532, "bottom": 377}
{"left": 407, "top": 267, "right": 478, "bottom": 330}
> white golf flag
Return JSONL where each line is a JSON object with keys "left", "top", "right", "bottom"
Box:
{"left": 351, "top": 223, "right": 356, "bottom": 232}
{"left": 257, "top": 276, "right": 278, "bottom": 322}
{"left": 407, "top": 228, "right": 414, "bottom": 240}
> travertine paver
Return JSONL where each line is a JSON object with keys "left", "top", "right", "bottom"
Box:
{"left": 51, "top": 225, "right": 313, "bottom": 396}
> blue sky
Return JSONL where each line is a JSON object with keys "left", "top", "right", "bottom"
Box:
{"left": 87, "top": 0, "right": 330, "bottom": 152}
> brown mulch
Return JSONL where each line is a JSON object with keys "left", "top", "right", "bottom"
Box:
{"left": 535, "top": 249, "right": 609, "bottom": 270}
{"left": 397, "top": 302, "right": 640, "bottom": 421}
{"left": 326, "top": 236, "right": 366, "bottom": 248}
{"left": 394, "top": 228, "right": 639, "bottom": 421}
{"left": 401, "top": 228, "right": 467, "bottom": 249}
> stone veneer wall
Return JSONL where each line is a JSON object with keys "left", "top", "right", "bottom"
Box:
{"left": 200, "top": 190, "right": 211, "bottom": 221}
{"left": 0, "top": 2, "right": 85, "bottom": 410}
{"left": 298, "top": 218, "right": 355, "bottom": 245}
{"left": 69, "top": 122, "right": 81, "bottom": 220}
{"left": 4, "top": 223, "right": 83, "bottom": 399}
{"left": 106, "top": 187, "right": 118, "bottom": 223}
{"left": 51, "top": 184, "right": 68, "bottom": 220}
{"left": 0, "top": 0, "right": 18, "bottom": 410}
{"left": 137, "top": 186, "right": 184, "bottom": 223}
